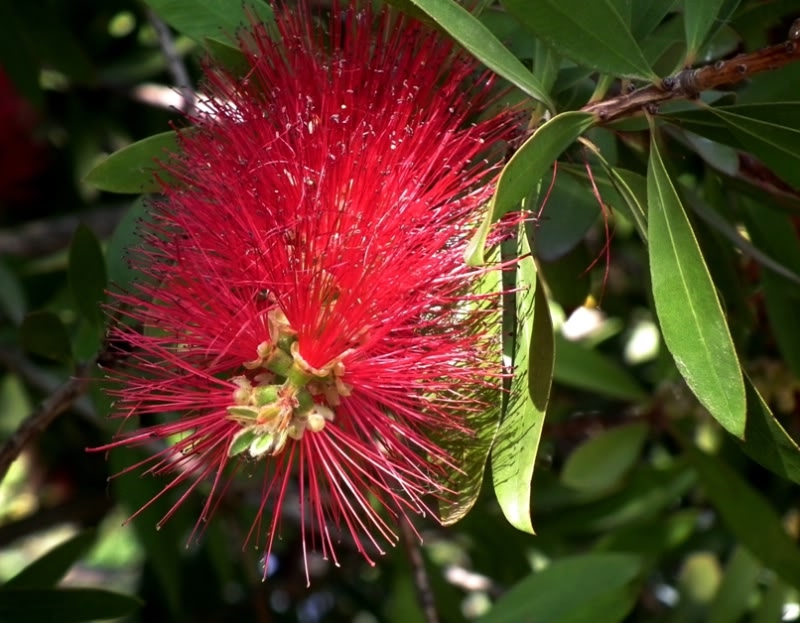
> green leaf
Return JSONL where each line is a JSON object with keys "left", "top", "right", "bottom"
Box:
{"left": 737, "top": 377, "right": 800, "bottom": 485}
{"left": 683, "top": 0, "right": 728, "bottom": 60}
{"left": 0, "top": 588, "right": 141, "bottom": 623}
{"left": 0, "top": 4, "right": 43, "bottom": 108}
{"left": 553, "top": 335, "right": 648, "bottom": 402}
{"left": 753, "top": 577, "right": 788, "bottom": 623}
{"left": 440, "top": 266, "right": 503, "bottom": 525}
{"left": 608, "top": 168, "right": 649, "bottom": 241}
{"left": 109, "top": 447, "right": 183, "bottom": 615}
{"left": 20, "top": 311, "right": 72, "bottom": 363}
{"left": 476, "top": 553, "right": 641, "bottom": 623}
{"left": 647, "top": 133, "right": 745, "bottom": 437}
{"left": 84, "top": 130, "right": 180, "bottom": 194}
{"left": 537, "top": 464, "right": 696, "bottom": 535}
{"left": 561, "top": 422, "right": 648, "bottom": 493}
{"left": 204, "top": 37, "right": 251, "bottom": 77}
{"left": 68, "top": 224, "right": 107, "bottom": 328}
{"left": 631, "top": 0, "right": 678, "bottom": 39}
{"left": 708, "top": 547, "right": 762, "bottom": 623}
{"left": 466, "top": 111, "right": 595, "bottom": 265}
{"left": 106, "top": 198, "right": 151, "bottom": 291}
{"left": 404, "top": 0, "right": 554, "bottom": 109}
{"left": 664, "top": 103, "right": 800, "bottom": 189}
{"left": 743, "top": 205, "right": 800, "bottom": 377}
{"left": 683, "top": 440, "right": 800, "bottom": 589}
{"left": 143, "top": 0, "right": 274, "bottom": 43}
{"left": 533, "top": 171, "right": 601, "bottom": 261}
{"left": 5, "top": 530, "right": 97, "bottom": 589}
{"left": 501, "top": 0, "right": 657, "bottom": 79}
{"left": 596, "top": 509, "right": 699, "bottom": 561}
{"left": 0, "top": 260, "right": 27, "bottom": 325}
{"left": 491, "top": 246, "right": 553, "bottom": 535}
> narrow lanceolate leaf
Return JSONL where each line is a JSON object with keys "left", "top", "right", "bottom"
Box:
{"left": 647, "top": 134, "right": 745, "bottom": 438}
{"left": 466, "top": 111, "right": 594, "bottom": 265}
{"left": 608, "top": 167, "right": 649, "bottom": 242}
{"left": 68, "top": 224, "right": 108, "bottom": 329}
{"left": 84, "top": 130, "right": 179, "bottom": 194}
{"left": 20, "top": 312, "right": 72, "bottom": 363}
{"left": 561, "top": 422, "right": 648, "bottom": 493}
{"left": 0, "top": 588, "right": 142, "bottom": 623}
{"left": 404, "top": 0, "right": 554, "bottom": 109}
{"left": 476, "top": 553, "right": 641, "bottom": 623}
{"left": 663, "top": 103, "right": 800, "bottom": 190}
{"left": 501, "top": 0, "right": 657, "bottom": 80}
{"left": 683, "top": 440, "right": 800, "bottom": 589}
{"left": 440, "top": 267, "right": 503, "bottom": 525}
{"left": 554, "top": 335, "right": 648, "bottom": 402}
{"left": 738, "top": 377, "right": 800, "bottom": 486}
{"left": 491, "top": 248, "right": 553, "bottom": 534}
{"left": 743, "top": 205, "right": 800, "bottom": 378}
{"left": 143, "top": 0, "right": 274, "bottom": 43}
{"left": 683, "top": 0, "right": 728, "bottom": 61}
{"left": 4, "top": 530, "right": 97, "bottom": 589}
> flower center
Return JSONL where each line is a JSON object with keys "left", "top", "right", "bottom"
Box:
{"left": 226, "top": 309, "right": 352, "bottom": 460}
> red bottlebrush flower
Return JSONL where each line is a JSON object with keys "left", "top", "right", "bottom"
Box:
{"left": 0, "top": 68, "right": 44, "bottom": 204}
{"left": 97, "top": 3, "right": 517, "bottom": 576}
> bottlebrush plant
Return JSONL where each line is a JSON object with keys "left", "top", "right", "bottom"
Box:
{"left": 91, "top": 1, "right": 520, "bottom": 576}
{"left": 4, "top": 0, "right": 800, "bottom": 621}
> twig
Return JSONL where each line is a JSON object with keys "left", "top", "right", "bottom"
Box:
{"left": 146, "top": 8, "right": 196, "bottom": 114}
{"left": 0, "top": 205, "right": 128, "bottom": 258}
{"left": 583, "top": 34, "right": 800, "bottom": 124}
{"left": 0, "top": 356, "right": 97, "bottom": 486}
{"left": 400, "top": 518, "right": 440, "bottom": 623}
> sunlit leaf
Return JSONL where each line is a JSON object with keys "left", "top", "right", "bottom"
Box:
{"left": 491, "top": 243, "right": 553, "bottom": 535}
{"left": 467, "top": 111, "right": 595, "bottom": 265}
{"left": 143, "top": 0, "right": 273, "bottom": 43}
{"left": 84, "top": 131, "right": 179, "bottom": 194}
{"left": 403, "top": 0, "right": 553, "bottom": 108}
{"left": 647, "top": 132, "right": 745, "bottom": 437}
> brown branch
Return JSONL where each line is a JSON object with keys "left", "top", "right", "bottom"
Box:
{"left": 0, "top": 356, "right": 97, "bottom": 486}
{"left": 583, "top": 35, "right": 800, "bottom": 124}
